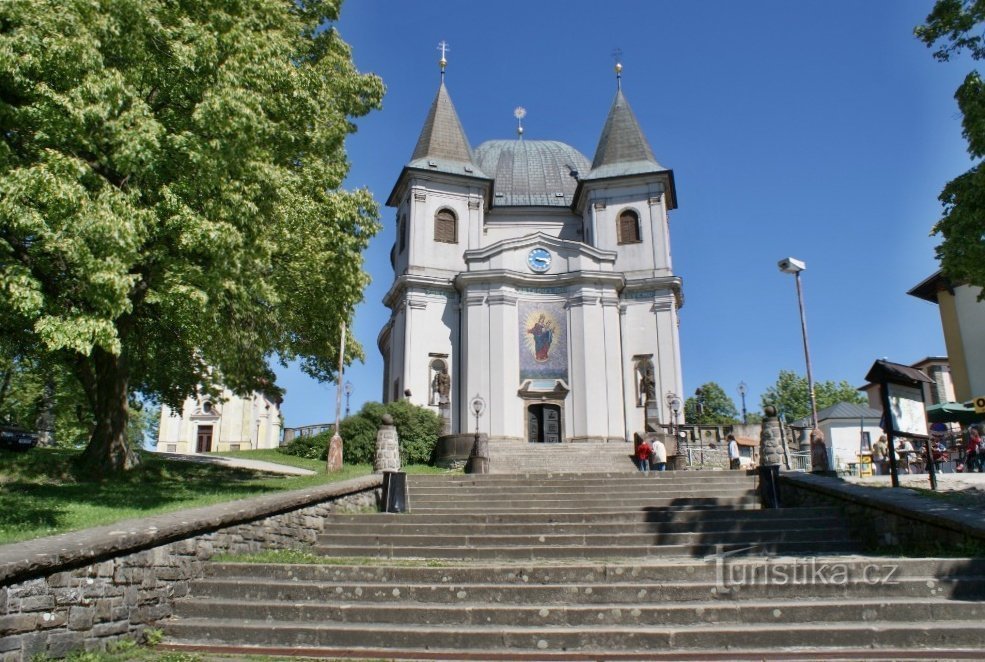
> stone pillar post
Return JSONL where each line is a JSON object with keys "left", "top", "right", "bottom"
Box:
{"left": 374, "top": 414, "right": 401, "bottom": 473}
{"left": 759, "top": 406, "right": 785, "bottom": 466}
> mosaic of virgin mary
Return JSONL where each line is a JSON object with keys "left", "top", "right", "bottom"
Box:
{"left": 518, "top": 302, "right": 568, "bottom": 381}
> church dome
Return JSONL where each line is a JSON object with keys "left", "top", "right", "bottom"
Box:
{"left": 474, "top": 140, "right": 590, "bottom": 207}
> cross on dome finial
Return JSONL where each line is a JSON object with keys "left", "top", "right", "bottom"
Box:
{"left": 514, "top": 106, "right": 526, "bottom": 140}
{"left": 612, "top": 47, "right": 623, "bottom": 90}
{"left": 438, "top": 40, "right": 450, "bottom": 81}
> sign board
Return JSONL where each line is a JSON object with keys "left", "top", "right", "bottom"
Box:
{"left": 886, "top": 383, "right": 929, "bottom": 437}
{"left": 974, "top": 396, "right": 985, "bottom": 414}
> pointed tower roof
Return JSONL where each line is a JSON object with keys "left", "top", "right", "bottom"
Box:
{"left": 406, "top": 82, "right": 487, "bottom": 177}
{"left": 584, "top": 89, "right": 667, "bottom": 180}
{"left": 387, "top": 80, "right": 490, "bottom": 206}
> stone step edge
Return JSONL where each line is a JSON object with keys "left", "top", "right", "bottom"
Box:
{"left": 205, "top": 557, "right": 985, "bottom": 573}
{"left": 195, "top": 574, "right": 955, "bottom": 593}
{"left": 156, "top": 641, "right": 985, "bottom": 662}
{"left": 163, "top": 618, "right": 985, "bottom": 633}
{"left": 174, "top": 595, "right": 981, "bottom": 611}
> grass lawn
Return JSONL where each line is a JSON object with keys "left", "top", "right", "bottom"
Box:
{"left": 0, "top": 447, "right": 455, "bottom": 546}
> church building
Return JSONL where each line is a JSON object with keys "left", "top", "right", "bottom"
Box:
{"left": 378, "top": 56, "right": 684, "bottom": 445}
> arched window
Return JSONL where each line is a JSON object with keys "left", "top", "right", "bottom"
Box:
{"left": 617, "top": 209, "right": 641, "bottom": 244}
{"left": 434, "top": 208, "right": 457, "bottom": 243}
{"left": 398, "top": 214, "right": 407, "bottom": 253}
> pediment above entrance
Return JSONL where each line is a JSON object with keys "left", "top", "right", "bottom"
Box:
{"left": 463, "top": 232, "right": 616, "bottom": 275}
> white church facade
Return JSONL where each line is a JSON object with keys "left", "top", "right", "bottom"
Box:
{"left": 157, "top": 389, "right": 282, "bottom": 454}
{"left": 378, "top": 61, "right": 685, "bottom": 445}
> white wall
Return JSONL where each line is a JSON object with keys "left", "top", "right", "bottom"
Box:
{"left": 824, "top": 420, "right": 882, "bottom": 470}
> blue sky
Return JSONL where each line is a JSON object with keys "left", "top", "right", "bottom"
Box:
{"left": 275, "top": 0, "right": 974, "bottom": 427}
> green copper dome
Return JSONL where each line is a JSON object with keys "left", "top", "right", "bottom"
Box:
{"left": 474, "top": 140, "right": 590, "bottom": 207}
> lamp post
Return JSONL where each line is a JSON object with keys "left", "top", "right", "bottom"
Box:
{"left": 666, "top": 392, "right": 682, "bottom": 433}
{"left": 737, "top": 381, "right": 748, "bottom": 425}
{"left": 778, "top": 257, "right": 819, "bottom": 434}
{"left": 667, "top": 392, "right": 686, "bottom": 467}
{"left": 468, "top": 394, "right": 488, "bottom": 474}
{"left": 344, "top": 381, "right": 353, "bottom": 419}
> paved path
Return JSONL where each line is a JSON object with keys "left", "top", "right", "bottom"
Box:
{"left": 153, "top": 451, "right": 316, "bottom": 476}
{"left": 846, "top": 472, "right": 985, "bottom": 506}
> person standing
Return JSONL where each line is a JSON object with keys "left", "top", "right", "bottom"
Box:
{"left": 872, "top": 435, "right": 888, "bottom": 476}
{"left": 635, "top": 438, "right": 652, "bottom": 474}
{"left": 968, "top": 427, "right": 983, "bottom": 473}
{"left": 727, "top": 434, "right": 741, "bottom": 470}
{"left": 897, "top": 438, "right": 914, "bottom": 474}
{"left": 650, "top": 438, "right": 667, "bottom": 472}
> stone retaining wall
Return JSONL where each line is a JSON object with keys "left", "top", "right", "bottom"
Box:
{"left": 0, "top": 474, "right": 382, "bottom": 660}
{"left": 781, "top": 472, "right": 985, "bottom": 553}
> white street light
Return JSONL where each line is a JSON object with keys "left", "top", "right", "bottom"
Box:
{"left": 778, "top": 257, "right": 818, "bottom": 432}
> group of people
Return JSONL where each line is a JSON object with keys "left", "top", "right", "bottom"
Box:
{"left": 868, "top": 425, "right": 985, "bottom": 474}
{"left": 634, "top": 437, "right": 667, "bottom": 474}
{"left": 634, "top": 434, "right": 743, "bottom": 473}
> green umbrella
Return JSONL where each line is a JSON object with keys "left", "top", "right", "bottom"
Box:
{"left": 925, "top": 402, "right": 983, "bottom": 425}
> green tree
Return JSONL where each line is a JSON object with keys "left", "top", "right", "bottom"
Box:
{"left": 915, "top": 1, "right": 985, "bottom": 293}
{"left": 0, "top": 0, "right": 384, "bottom": 474}
{"left": 683, "top": 382, "right": 740, "bottom": 425}
{"left": 760, "top": 370, "right": 866, "bottom": 423}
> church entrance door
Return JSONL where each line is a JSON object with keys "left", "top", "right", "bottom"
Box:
{"left": 196, "top": 425, "right": 214, "bottom": 453}
{"left": 527, "top": 404, "right": 562, "bottom": 444}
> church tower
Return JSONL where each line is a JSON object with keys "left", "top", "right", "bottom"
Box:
{"left": 379, "top": 53, "right": 684, "bottom": 446}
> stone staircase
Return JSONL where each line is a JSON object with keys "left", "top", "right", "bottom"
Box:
{"left": 161, "top": 472, "right": 985, "bottom": 659}
{"left": 487, "top": 440, "right": 637, "bottom": 474}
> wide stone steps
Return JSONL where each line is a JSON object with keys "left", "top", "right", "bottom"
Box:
{"left": 323, "top": 505, "right": 839, "bottom": 526}
{"left": 162, "top": 471, "right": 980, "bottom": 658}
{"left": 487, "top": 442, "right": 638, "bottom": 474}
{"left": 164, "top": 617, "right": 985, "bottom": 654}
{"left": 173, "top": 595, "right": 985, "bottom": 626}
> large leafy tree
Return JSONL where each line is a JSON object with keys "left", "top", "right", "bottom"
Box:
{"left": 915, "top": 0, "right": 985, "bottom": 292}
{"left": 760, "top": 370, "right": 866, "bottom": 424}
{"left": 0, "top": 0, "right": 384, "bottom": 474}
{"left": 683, "top": 382, "right": 740, "bottom": 425}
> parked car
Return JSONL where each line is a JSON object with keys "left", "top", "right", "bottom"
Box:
{"left": 0, "top": 425, "right": 39, "bottom": 452}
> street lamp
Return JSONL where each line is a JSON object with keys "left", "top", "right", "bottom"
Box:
{"left": 468, "top": 394, "right": 488, "bottom": 474}
{"left": 737, "top": 381, "right": 748, "bottom": 425}
{"left": 778, "top": 257, "right": 819, "bottom": 433}
{"left": 344, "top": 381, "right": 353, "bottom": 419}
{"left": 666, "top": 392, "right": 682, "bottom": 433}
{"left": 666, "top": 392, "right": 687, "bottom": 467}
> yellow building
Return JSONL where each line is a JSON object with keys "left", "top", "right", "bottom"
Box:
{"left": 909, "top": 272, "right": 985, "bottom": 403}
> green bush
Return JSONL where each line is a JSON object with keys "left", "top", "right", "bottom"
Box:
{"left": 386, "top": 400, "right": 443, "bottom": 465}
{"left": 336, "top": 400, "right": 443, "bottom": 465}
{"left": 278, "top": 430, "right": 331, "bottom": 460}
{"left": 338, "top": 414, "right": 377, "bottom": 464}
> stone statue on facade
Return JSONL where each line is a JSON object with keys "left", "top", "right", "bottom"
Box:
{"left": 431, "top": 366, "right": 450, "bottom": 406}
{"left": 638, "top": 359, "right": 656, "bottom": 405}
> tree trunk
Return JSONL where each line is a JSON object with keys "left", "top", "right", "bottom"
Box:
{"left": 34, "top": 377, "right": 55, "bottom": 446}
{"left": 0, "top": 367, "right": 11, "bottom": 414}
{"left": 78, "top": 347, "right": 140, "bottom": 475}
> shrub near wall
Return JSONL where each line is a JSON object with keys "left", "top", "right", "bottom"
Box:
{"left": 0, "top": 475, "right": 381, "bottom": 661}
{"left": 336, "top": 401, "right": 442, "bottom": 465}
